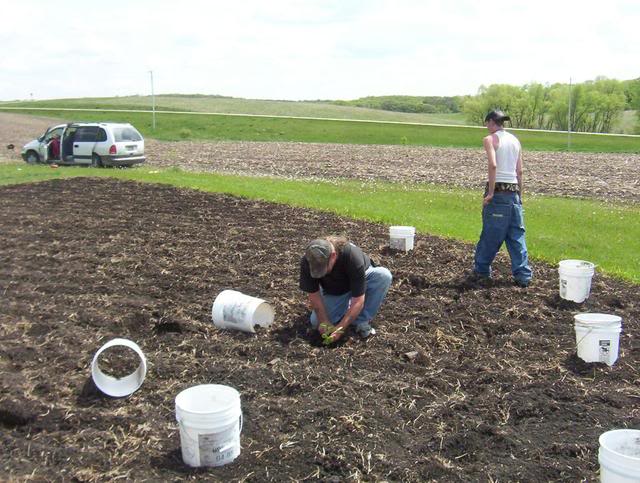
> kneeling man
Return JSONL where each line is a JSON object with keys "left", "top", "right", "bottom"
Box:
{"left": 299, "top": 236, "right": 392, "bottom": 343}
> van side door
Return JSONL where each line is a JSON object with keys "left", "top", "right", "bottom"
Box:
{"left": 72, "top": 126, "right": 99, "bottom": 164}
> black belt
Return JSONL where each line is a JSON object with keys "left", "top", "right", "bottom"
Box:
{"left": 492, "top": 182, "right": 520, "bottom": 192}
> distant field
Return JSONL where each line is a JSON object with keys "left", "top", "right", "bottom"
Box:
{"left": 3, "top": 95, "right": 637, "bottom": 134}
{"left": 2, "top": 106, "right": 639, "bottom": 153}
{"left": 0, "top": 96, "right": 468, "bottom": 126}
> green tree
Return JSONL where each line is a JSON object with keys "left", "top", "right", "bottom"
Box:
{"left": 625, "top": 78, "right": 640, "bottom": 133}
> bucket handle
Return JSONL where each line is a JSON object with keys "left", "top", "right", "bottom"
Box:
{"left": 576, "top": 328, "right": 593, "bottom": 347}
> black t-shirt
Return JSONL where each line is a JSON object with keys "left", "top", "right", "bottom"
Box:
{"left": 299, "top": 243, "right": 371, "bottom": 296}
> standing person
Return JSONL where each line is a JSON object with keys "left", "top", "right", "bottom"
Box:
{"left": 48, "top": 133, "right": 60, "bottom": 160}
{"left": 473, "top": 110, "right": 532, "bottom": 287}
{"left": 300, "top": 236, "right": 392, "bottom": 343}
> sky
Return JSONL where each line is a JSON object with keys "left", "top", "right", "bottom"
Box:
{"left": 2, "top": 0, "right": 639, "bottom": 101}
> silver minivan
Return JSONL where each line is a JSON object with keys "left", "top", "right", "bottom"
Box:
{"left": 21, "top": 122, "right": 145, "bottom": 167}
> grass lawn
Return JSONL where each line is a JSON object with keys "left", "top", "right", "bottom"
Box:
{"left": 2, "top": 107, "right": 639, "bottom": 153}
{"left": 2, "top": 163, "right": 638, "bottom": 283}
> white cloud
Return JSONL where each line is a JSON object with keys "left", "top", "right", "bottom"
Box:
{"left": 1, "top": 0, "right": 638, "bottom": 101}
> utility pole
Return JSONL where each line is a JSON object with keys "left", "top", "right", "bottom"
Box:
{"left": 567, "top": 77, "right": 572, "bottom": 151}
{"left": 149, "top": 70, "right": 156, "bottom": 130}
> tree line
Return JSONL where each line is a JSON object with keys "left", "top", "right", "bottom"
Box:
{"left": 463, "top": 78, "right": 639, "bottom": 133}
{"left": 331, "top": 78, "right": 640, "bottom": 134}
{"left": 332, "top": 95, "right": 461, "bottom": 114}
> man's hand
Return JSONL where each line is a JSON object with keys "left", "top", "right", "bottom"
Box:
{"left": 322, "top": 325, "right": 345, "bottom": 345}
{"left": 483, "top": 194, "right": 493, "bottom": 206}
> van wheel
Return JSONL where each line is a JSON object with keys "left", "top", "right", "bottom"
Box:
{"left": 91, "top": 153, "right": 103, "bottom": 168}
{"left": 25, "top": 151, "right": 40, "bottom": 164}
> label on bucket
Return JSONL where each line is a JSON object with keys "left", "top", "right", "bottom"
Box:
{"left": 198, "top": 430, "right": 238, "bottom": 466}
{"left": 599, "top": 340, "right": 611, "bottom": 363}
{"left": 223, "top": 303, "right": 249, "bottom": 325}
{"left": 390, "top": 238, "right": 406, "bottom": 251}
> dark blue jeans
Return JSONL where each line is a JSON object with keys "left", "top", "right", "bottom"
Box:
{"left": 473, "top": 192, "right": 532, "bottom": 283}
{"left": 309, "top": 266, "right": 392, "bottom": 330}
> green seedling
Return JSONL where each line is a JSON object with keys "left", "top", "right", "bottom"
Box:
{"left": 321, "top": 325, "right": 344, "bottom": 346}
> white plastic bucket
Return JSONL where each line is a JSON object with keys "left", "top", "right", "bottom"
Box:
{"left": 599, "top": 429, "right": 640, "bottom": 482}
{"left": 211, "top": 290, "right": 274, "bottom": 333}
{"left": 175, "top": 384, "right": 242, "bottom": 467}
{"left": 559, "top": 259, "right": 595, "bottom": 303}
{"left": 389, "top": 226, "right": 416, "bottom": 252}
{"left": 91, "top": 338, "right": 147, "bottom": 398}
{"left": 574, "top": 313, "right": 622, "bottom": 366}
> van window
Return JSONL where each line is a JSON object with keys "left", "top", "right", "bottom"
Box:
{"left": 44, "top": 127, "right": 64, "bottom": 141}
{"left": 96, "top": 128, "right": 107, "bottom": 142}
{"left": 75, "top": 126, "right": 99, "bottom": 142}
{"left": 113, "top": 127, "right": 143, "bottom": 142}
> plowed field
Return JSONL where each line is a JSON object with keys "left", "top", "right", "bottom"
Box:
{"left": 1, "top": 178, "right": 638, "bottom": 481}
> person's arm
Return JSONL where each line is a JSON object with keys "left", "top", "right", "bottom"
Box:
{"left": 516, "top": 151, "right": 523, "bottom": 202}
{"left": 329, "top": 294, "right": 365, "bottom": 342}
{"left": 483, "top": 135, "right": 497, "bottom": 206}
{"left": 307, "top": 291, "right": 331, "bottom": 334}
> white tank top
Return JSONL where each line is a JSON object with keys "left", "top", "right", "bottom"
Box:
{"left": 494, "top": 130, "right": 520, "bottom": 183}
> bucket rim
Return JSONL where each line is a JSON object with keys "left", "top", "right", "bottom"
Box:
{"left": 175, "top": 384, "right": 241, "bottom": 415}
{"left": 389, "top": 225, "right": 416, "bottom": 234}
{"left": 558, "top": 259, "right": 595, "bottom": 269}
{"left": 599, "top": 429, "right": 640, "bottom": 458}
{"left": 574, "top": 313, "right": 622, "bottom": 325}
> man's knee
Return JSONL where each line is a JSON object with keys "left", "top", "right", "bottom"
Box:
{"left": 374, "top": 266, "right": 393, "bottom": 288}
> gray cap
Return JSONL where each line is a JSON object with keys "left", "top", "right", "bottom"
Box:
{"left": 305, "top": 239, "right": 332, "bottom": 278}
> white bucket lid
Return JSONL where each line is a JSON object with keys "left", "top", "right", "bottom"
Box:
{"left": 559, "top": 259, "right": 595, "bottom": 271}
{"left": 389, "top": 226, "right": 416, "bottom": 235}
{"left": 574, "top": 313, "right": 622, "bottom": 328}
{"left": 91, "top": 338, "right": 147, "bottom": 398}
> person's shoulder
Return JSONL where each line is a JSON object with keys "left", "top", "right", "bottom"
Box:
{"left": 344, "top": 242, "right": 360, "bottom": 253}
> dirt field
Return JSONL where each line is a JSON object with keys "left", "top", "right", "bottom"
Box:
{"left": 1, "top": 178, "right": 638, "bottom": 481}
{"left": 2, "top": 112, "right": 640, "bottom": 203}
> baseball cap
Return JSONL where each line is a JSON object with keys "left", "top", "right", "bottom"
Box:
{"left": 305, "top": 239, "right": 332, "bottom": 278}
{"left": 484, "top": 110, "right": 511, "bottom": 123}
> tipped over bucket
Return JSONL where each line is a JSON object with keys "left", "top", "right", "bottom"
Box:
{"left": 599, "top": 429, "right": 640, "bottom": 482}
{"left": 559, "top": 259, "right": 595, "bottom": 303}
{"left": 211, "top": 290, "right": 274, "bottom": 333}
{"left": 574, "top": 313, "right": 622, "bottom": 366}
{"left": 175, "top": 384, "right": 242, "bottom": 467}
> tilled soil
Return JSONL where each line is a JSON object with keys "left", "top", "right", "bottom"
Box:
{"left": 1, "top": 178, "right": 638, "bottom": 482}
{"left": 2, "top": 112, "right": 639, "bottom": 203}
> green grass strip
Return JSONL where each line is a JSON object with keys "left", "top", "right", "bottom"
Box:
{"left": 2, "top": 163, "right": 638, "bottom": 283}
{"left": 3, "top": 107, "right": 639, "bottom": 153}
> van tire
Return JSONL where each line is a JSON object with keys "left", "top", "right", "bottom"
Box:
{"left": 91, "top": 153, "right": 103, "bottom": 168}
{"left": 25, "top": 151, "right": 40, "bottom": 164}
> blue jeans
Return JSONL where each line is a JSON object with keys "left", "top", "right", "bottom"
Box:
{"left": 310, "top": 266, "right": 392, "bottom": 330}
{"left": 473, "top": 192, "right": 532, "bottom": 283}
